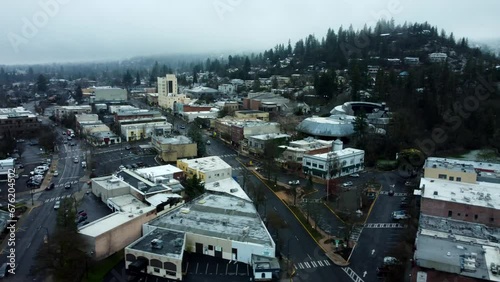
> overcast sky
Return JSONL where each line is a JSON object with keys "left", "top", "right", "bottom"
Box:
{"left": 0, "top": 0, "right": 499, "bottom": 65}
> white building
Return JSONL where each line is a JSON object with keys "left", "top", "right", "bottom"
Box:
{"left": 176, "top": 156, "right": 232, "bottom": 184}
{"left": 126, "top": 193, "right": 277, "bottom": 280}
{"left": 54, "top": 105, "right": 92, "bottom": 120}
{"left": 92, "top": 87, "right": 128, "bottom": 102}
{"left": 278, "top": 138, "right": 334, "bottom": 165}
{"left": 109, "top": 105, "right": 138, "bottom": 114}
{"left": 302, "top": 140, "right": 365, "bottom": 179}
{"left": 120, "top": 121, "right": 173, "bottom": 141}
{"left": 429, "top": 52, "right": 448, "bottom": 63}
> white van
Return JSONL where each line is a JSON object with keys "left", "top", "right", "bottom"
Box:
{"left": 81, "top": 161, "right": 87, "bottom": 168}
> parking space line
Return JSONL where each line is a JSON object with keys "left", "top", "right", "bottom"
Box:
{"left": 225, "top": 263, "right": 228, "bottom": 275}
{"left": 195, "top": 262, "right": 199, "bottom": 274}
{"left": 205, "top": 263, "right": 209, "bottom": 274}
{"left": 215, "top": 263, "right": 218, "bottom": 275}
{"left": 236, "top": 263, "right": 238, "bottom": 275}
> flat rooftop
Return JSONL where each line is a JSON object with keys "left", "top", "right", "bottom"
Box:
{"left": 420, "top": 178, "right": 500, "bottom": 210}
{"left": 426, "top": 157, "right": 500, "bottom": 173}
{"left": 108, "top": 194, "right": 150, "bottom": 213}
{"left": 128, "top": 228, "right": 185, "bottom": 259}
{"left": 92, "top": 175, "right": 130, "bottom": 191}
{"left": 425, "top": 158, "right": 476, "bottom": 173}
{"left": 136, "top": 165, "right": 183, "bottom": 179}
{"left": 148, "top": 194, "right": 273, "bottom": 247}
{"left": 415, "top": 231, "right": 499, "bottom": 281}
{"left": 310, "top": 148, "right": 364, "bottom": 160}
{"left": 180, "top": 156, "right": 231, "bottom": 173}
{"left": 204, "top": 178, "right": 252, "bottom": 202}
{"left": 79, "top": 208, "right": 155, "bottom": 237}
{"left": 153, "top": 135, "right": 192, "bottom": 145}
{"left": 249, "top": 133, "right": 290, "bottom": 141}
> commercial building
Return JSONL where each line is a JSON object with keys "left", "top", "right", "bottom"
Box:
{"left": 0, "top": 107, "right": 40, "bottom": 137}
{"left": 88, "top": 131, "right": 121, "bottom": 146}
{"left": 302, "top": 140, "right": 365, "bottom": 179}
{"left": 218, "top": 84, "right": 236, "bottom": 95}
{"left": 115, "top": 109, "right": 163, "bottom": 123}
{"left": 91, "top": 87, "right": 128, "bottom": 102}
{"left": 242, "top": 92, "right": 290, "bottom": 112}
{"left": 146, "top": 93, "right": 159, "bottom": 106}
{"left": 54, "top": 105, "right": 92, "bottom": 120}
{"left": 176, "top": 156, "right": 232, "bottom": 184}
{"left": 404, "top": 57, "right": 420, "bottom": 65}
{"left": 246, "top": 133, "right": 290, "bottom": 155}
{"left": 126, "top": 193, "right": 277, "bottom": 280}
{"left": 278, "top": 138, "right": 334, "bottom": 169}
{"left": 414, "top": 158, "right": 500, "bottom": 281}
{"left": 234, "top": 110, "right": 269, "bottom": 122}
{"left": 214, "top": 118, "right": 281, "bottom": 147}
{"left": 0, "top": 159, "right": 15, "bottom": 181}
{"left": 186, "top": 86, "right": 219, "bottom": 98}
{"left": 157, "top": 75, "right": 192, "bottom": 111}
{"left": 151, "top": 135, "right": 197, "bottom": 163}
{"left": 120, "top": 121, "right": 172, "bottom": 142}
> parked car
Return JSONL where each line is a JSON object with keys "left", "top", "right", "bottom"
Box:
{"left": 392, "top": 210, "right": 410, "bottom": 220}
{"left": 400, "top": 200, "right": 409, "bottom": 208}
{"left": 180, "top": 125, "right": 186, "bottom": 129}
{"left": 63, "top": 140, "right": 68, "bottom": 144}
{"left": 53, "top": 170, "right": 59, "bottom": 177}
{"left": 350, "top": 173, "right": 360, "bottom": 177}
{"left": 67, "top": 136, "right": 72, "bottom": 140}
{"left": 70, "top": 142, "right": 76, "bottom": 146}
{"left": 388, "top": 190, "right": 395, "bottom": 196}
{"left": 206, "top": 140, "right": 211, "bottom": 145}
{"left": 78, "top": 210, "right": 87, "bottom": 217}
{"left": 73, "top": 157, "right": 78, "bottom": 163}
{"left": 54, "top": 201, "right": 61, "bottom": 210}
{"left": 136, "top": 162, "right": 145, "bottom": 167}
{"left": 131, "top": 163, "right": 139, "bottom": 169}
{"left": 288, "top": 180, "right": 300, "bottom": 185}
{"left": 118, "top": 165, "right": 125, "bottom": 170}
{"left": 64, "top": 182, "right": 71, "bottom": 189}
{"left": 383, "top": 257, "right": 401, "bottom": 266}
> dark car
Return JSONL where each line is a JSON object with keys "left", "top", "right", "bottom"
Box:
{"left": 0, "top": 262, "right": 10, "bottom": 278}
{"left": 131, "top": 163, "right": 139, "bottom": 169}
{"left": 78, "top": 210, "right": 87, "bottom": 217}
{"left": 136, "top": 162, "right": 145, "bottom": 167}
{"left": 75, "top": 215, "right": 88, "bottom": 224}
{"left": 180, "top": 125, "right": 186, "bottom": 129}
{"left": 125, "top": 145, "right": 131, "bottom": 150}
{"left": 46, "top": 183, "right": 55, "bottom": 191}
{"left": 400, "top": 201, "right": 409, "bottom": 208}
{"left": 64, "top": 182, "right": 71, "bottom": 189}
{"left": 388, "top": 190, "right": 395, "bottom": 196}
{"left": 125, "top": 164, "right": 133, "bottom": 169}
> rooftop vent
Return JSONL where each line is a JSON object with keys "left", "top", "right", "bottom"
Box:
{"left": 214, "top": 182, "right": 220, "bottom": 187}
{"left": 230, "top": 188, "right": 238, "bottom": 193}
{"left": 151, "top": 239, "right": 163, "bottom": 249}
{"left": 433, "top": 191, "right": 438, "bottom": 196}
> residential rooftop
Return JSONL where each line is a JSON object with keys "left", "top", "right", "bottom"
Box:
{"left": 296, "top": 115, "right": 356, "bottom": 137}
{"left": 117, "top": 170, "right": 179, "bottom": 194}
{"left": 420, "top": 178, "right": 500, "bottom": 210}
{"left": 204, "top": 178, "right": 252, "bottom": 202}
{"left": 179, "top": 156, "right": 232, "bottom": 174}
{"left": 148, "top": 194, "right": 274, "bottom": 247}
{"left": 135, "top": 165, "right": 183, "bottom": 181}
{"left": 127, "top": 228, "right": 185, "bottom": 259}
{"left": 0, "top": 107, "right": 36, "bottom": 119}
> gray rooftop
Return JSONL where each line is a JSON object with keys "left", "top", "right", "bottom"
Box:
{"left": 148, "top": 194, "right": 274, "bottom": 247}
{"left": 425, "top": 158, "right": 476, "bottom": 173}
{"left": 128, "top": 228, "right": 185, "bottom": 259}
{"left": 296, "top": 115, "right": 356, "bottom": 137}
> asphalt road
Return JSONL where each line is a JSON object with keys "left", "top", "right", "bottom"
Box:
{"left": 206, "top": 136, "right": 355, "bottom": 282}
{"left": 0, "top": 122, "right": 113, "bottom": 281}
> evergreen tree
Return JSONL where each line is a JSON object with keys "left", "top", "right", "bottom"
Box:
{"left": 135, "top": 72, "right": 141, "bottom": 86}
{"left": 37, "top": 74, "right": 48, "bottom": 93}
{"left": 122, "top": 70, "right": 133, "bottom": 89}
{"left": 149, "top": 61, "right": 159, "bottom": 86}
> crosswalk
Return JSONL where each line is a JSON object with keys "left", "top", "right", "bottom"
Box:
{"left": 219, "top": 154, "right": 237, "bottom": 158}
{"left": 294, "top": 259, "right": 331, "bottom": 270}
{"left": 350, "top": 225, "right": 364, "bottom": 242}
{"left": 379, "top": 191, "right": 407, "bottom": 196}
{"left": 52, "top": 180, "right": 79, "bottom": 188}
{"left": 342, "top": 267, "right": 364, "bottom": 282}
{"left": 44, "top": 194, "right": 73, "bottom": 203}
{"left": 363, "top": 223, "right": 407, "bottom": 229}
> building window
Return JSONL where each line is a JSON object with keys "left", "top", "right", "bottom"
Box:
{"left": 306, "top": 162, "right": 311, "bottom": 166}
{"left": 154, "top": 268, "right": 160, "bottom": 273}
{"left": 457, "top": 177, "right": 461, "bottom": 182}
{"left": 319, "top": 165, "right": 324, "bottom": 169}
{"left": 458, "top": 213, "right": 461, "bottom": 216}
{"left": 448, "top": 210, "right": 452, "bottom": 217}
{"left": 350, "top": 159, "right": 354, "bottom": 164}
{"left": 449, "top": 176, "right": 454, "bottom": 181}
{"left": 312, "top": 163, "right": 317, "bottom": 168}
{"left": 490, "top": 218, "right": 495, "bottom": 223}
{"left": 208, "top": 245, "right": 214, "bottom": 251}
{"left": 438, "top": 174, "right": 447, "bottom": 179}
{"left": 465, "top": 214, "right": 468, "bottom": 217}
{"left": 475, "top": 215, "right": 478, "bottom": 220}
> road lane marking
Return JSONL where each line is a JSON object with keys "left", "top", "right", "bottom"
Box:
{"left": 324, "top": 260, "right": 331, "bottom": 265}
{"left": 304, "top": 262, "right": 311, "bottom": 268}
{"left": 298, "top": 262, "right": 304, "bottom": 269}
{"left": 317, "top": 260, "right": 324, "bottom": 267}
{"left": 311, "top": 261, "right": 317, "bottom": 267}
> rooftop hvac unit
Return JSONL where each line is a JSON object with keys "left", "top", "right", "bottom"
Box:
{"left": 151, "top": 239, "right": 163, "bottom": 249}
{"left": 242, "top": 226, "right": 249, "bottom": 235}
{"left": 214, "top": 182, "right": 219, "bottom": 187}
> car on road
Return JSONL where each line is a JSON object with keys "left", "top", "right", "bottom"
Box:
{"left": 62, "top": 132, "right": 66, "bottom": 135}
{"left": 70, "top": 142, "right": 76, "bottom": 146}
{"left": 383, "top": 257, "right": 401, "bottom": 266}
{"left": 46, "top": 183, "right": 55, "bottom": 191}
{"left": 388, "top": 190, "right": 395, "bottom": 196}
{"left": 392, "top": 210, "right": 410, "bottom": 220}
{"left": 288, "top": 180, "right": 300, "bottom": 185}
{"left": 342, "top": 181, "right": 353, "bottom": 187}
{"left": 350, "top": 173, "right": 360, "bottom": 177}
{"left": 54, "top": 201, "right": 61, "bottom": 210}
{"left": 73, "top": 157, "right": 78, "bottom": 163}
{"left": 53, "top": 170, "right": 59, "bottom": 177}
{"left": 400, "top": 200, "right": 409, "bottom": 208}
{"left": 119, "top": 165, "right": 125, "bottom": 170}
{"left": 125, "top": 145, "right": 131, "bottom": 150}
{"left": 63, "top": 140, "right": 68, "bottom": 144}
{"left": 64, "top": 182, "right": 71, "bottom": 189}
{"left": 180, "top": 125, "right": 186, "bottom": 129}
{"left": 206, "top": 140, "right": 211, "bottom": 145}
{"left": 67, "top": 136, "right": 72, "bottom": 140}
